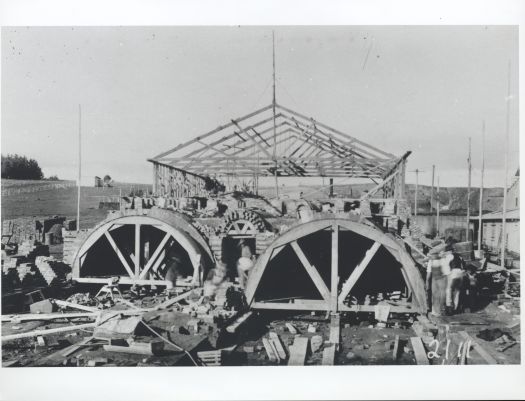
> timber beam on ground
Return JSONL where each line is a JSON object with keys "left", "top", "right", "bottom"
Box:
{"left": 251, "top": 301, "right": 415, "bottom": 314}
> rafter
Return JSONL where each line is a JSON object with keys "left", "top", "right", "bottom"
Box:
{"left": 149, "top": 103, "right": 403, "bottom": 180}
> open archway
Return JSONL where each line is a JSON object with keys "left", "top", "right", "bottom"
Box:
{"left": 72, "top": 211, "right": 214, "bottom": 288}
{"left": 245, "top": 218, "right": 427, "bottom": 313}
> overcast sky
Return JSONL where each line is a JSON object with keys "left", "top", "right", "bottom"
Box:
{"left": 1, "top": 26, "right": 519, "bottom": 187}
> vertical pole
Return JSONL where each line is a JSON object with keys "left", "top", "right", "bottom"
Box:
{"left": 478, "top": 122, "right": 485, "bottom": 252}
{"left": 135, "top": 224, "right": 141, "bottom": 278}
{"left": 331, "top": 223, "right": 339, "bottom": 312}
{"left": 329, "top": 178, "right": 334, "bottom": 198}
{"left": 466, "top": 137, "right": 472, "bottom": 242}
{"left": 436, "top": 176, "right": 440, "bottom": 237}
{"left": 414, "top": 169, "right": 419, "bottom": 217}
{"left": 272, "top": 30, "right": 279, "bottom": 198}
{"left": 501, "top": 61, "right": 511, "bottom": 269}
{"left": 76, "top": 104, "right": 81, "bottom": 232}
{"left": 430, "top": 165, "right": 435, "bottom": 213}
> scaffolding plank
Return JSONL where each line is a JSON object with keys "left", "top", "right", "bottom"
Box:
{"left": 410, "top": 337, "right": 430, "bottom": 365}
{"left": 288, "top": 336, "right": 309, "bottom": 366}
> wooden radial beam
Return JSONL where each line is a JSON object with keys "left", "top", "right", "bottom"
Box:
{"left": 290, "top": 240, "right": 331, "bottom": 302}
{"left": 338, "top": 241, "right": 381, "bottom": 304}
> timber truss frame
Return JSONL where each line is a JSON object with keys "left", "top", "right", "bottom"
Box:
{"left": 149, "top": 104, "right": 405, "bottom": 180}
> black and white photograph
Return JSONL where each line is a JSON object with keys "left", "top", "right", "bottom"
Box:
{"left": 0, "top": 1, "right": 524, "bottom": 400}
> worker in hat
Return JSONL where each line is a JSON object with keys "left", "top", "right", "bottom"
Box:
{"left": 236, "top": 239, "right": 255, "bottom": 290}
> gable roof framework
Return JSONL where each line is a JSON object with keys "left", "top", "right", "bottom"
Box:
{"left": 149, "top": 103, "right": 401, "bottom": 180}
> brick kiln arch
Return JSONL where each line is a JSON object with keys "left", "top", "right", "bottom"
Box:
{"left": 71, "top": 210, "right": 214, "bottom": 288}
{"left": 245, "top": 218, "right": 427, "bottom": 314}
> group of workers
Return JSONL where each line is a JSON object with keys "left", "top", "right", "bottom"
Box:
{"left": 425, "top": 237, "right": 476, "bottom": 316}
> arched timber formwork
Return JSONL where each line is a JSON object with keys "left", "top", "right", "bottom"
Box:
{"left": 72, "top": 209, "right": 214, "bottom": 288}
{"left": 245, "top": 218, "right": 427, "bottom": 314}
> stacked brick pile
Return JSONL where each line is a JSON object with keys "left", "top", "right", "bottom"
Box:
{"left": 17, "top": 240, "right": 49, "bottom": 259}
{"left": 35, "top": 256, "right": 71, "bottom": 286}
{"left": 17, "top": 263, "right": 36, "bottom": 286}
{"left": 62, "top": 229, "right": 90, "bottom": 265}
{"left": 255, "top": 232, "right": 276, "bottom": 256}
{"left": 1, "top": 218, "right": 39, "bottom": 244}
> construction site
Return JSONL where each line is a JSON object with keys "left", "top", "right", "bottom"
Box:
{"left": 1, "top": 26, "right": 521, "bottom": 369}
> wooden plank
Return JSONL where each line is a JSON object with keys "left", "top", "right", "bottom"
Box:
{"left": 104, "top": 231, "right": 135, "bottom": 278}
{"left": 331, "top": 223, "right": 339, "bottom": 312}
{"left": 269, "top": 332, "right": 287, "bottom": 360}
{"left": 392, "top": 335, "right": 400, "bottom": 361}
{"left": 1, "top": 311, "right": 98, "bottom": 323}
{"left": 410, "top": 337, "right": 429, "bottom": 365}
{"left": 458, "top": 331, "right": 498, "bottom": 365}
{"left": 290, "top": 240, "right": 331, "bottom": 302}
{"left": 134, "top": 224, "right": 141, "bottom": 278}
{"left": 153, "top": 289, "right": 196, "bottom": 310}
{"left": 262, "top": 337, "right": 278, "bottom": 362}
{"left": 2, "top": 323, "right": 97, "bottom": 342}
{"left": 288, "top": 336, "right": 309, "bottom": 366}
{"left": 53, "top": 299, "right": 99, "bottom": 313}
{"left": 329, "top": 313, "right": 340, "bottom": 345}
{"left": 322, "top": 344, "right": 336, "bottom": 365}
{"left": 252, "top": 301, "right": 329, "bottom": 311}
{"left": 226, "top": 311, "right": 253, "bottom": 334}
{"left": 338, "top": 242, "right": 381, "bottom": 303}
{"left": 62, "top": 337, "right": 96, "bottom": 357}
{"left": 74, "top": 277, "right": 174, "bottom": 288}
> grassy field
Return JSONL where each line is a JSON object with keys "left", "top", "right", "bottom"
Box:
{"left": 1, "top": 179, "right": 152, "bottom": 229}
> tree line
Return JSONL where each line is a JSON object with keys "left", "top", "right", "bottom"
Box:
{"left": 1, "top": 154, "right": 45, "bottom": 180}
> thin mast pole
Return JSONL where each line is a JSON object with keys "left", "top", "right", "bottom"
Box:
{"left": 77, "top": 104, "right": 81, "bottom": 232}
{"left": 430, "top": 165, "right": 435, "bottom": 212}
{"left": 466, "top": 137, "right": 472, "bottom": 241}
{"left": 272, "top": 30, "right": 279, "bottom": 198}
{"left": 501, "top": 61, "right": 511, "bottom": 269}
{"left": 478, "top": 122, "right": 485, "bottom": 252}
{"left": 414, "top": 169, "right": 419, "bottom": 217}
{"left": 436, "top": 176, "right": 440, "bottom": 237}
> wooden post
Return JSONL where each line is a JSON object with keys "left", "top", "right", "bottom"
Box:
{"left": 466, "top": 137, "right": 472, "bottom": 242}
{"left": 135, "top": 224, "right": 141, "bottom": 278}
{"left": 414, "top": 169, "right": 419, "bottom": 217}
{"left": 77, "top": 104, "right": 81, "bottom": 232}
{"left": 436, "top": 176, "right": 440, "bottom": 237}
{"left": 501, "top": 61, "right": 511, "bottom": 269}
{"left": 478, "top": 123, "right": 485, "bottom": 252}
{"left": 430, "top": 165, "right": 435, "bottom": 213}
{"left": 331, "top": 223, "right": 339, "bottom": 312}
{"left": 272, "top": 31, "right": 279, "bottom": 199}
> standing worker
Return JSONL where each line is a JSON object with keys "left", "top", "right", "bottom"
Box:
{"left": 236, "top": 240, "right": 255, "bottom": 290}
{"left": 445, "top": 245, "right": 467, "bottom": 314}
{"left": 426, "top": 249, "right": 450, "bottom": 317}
